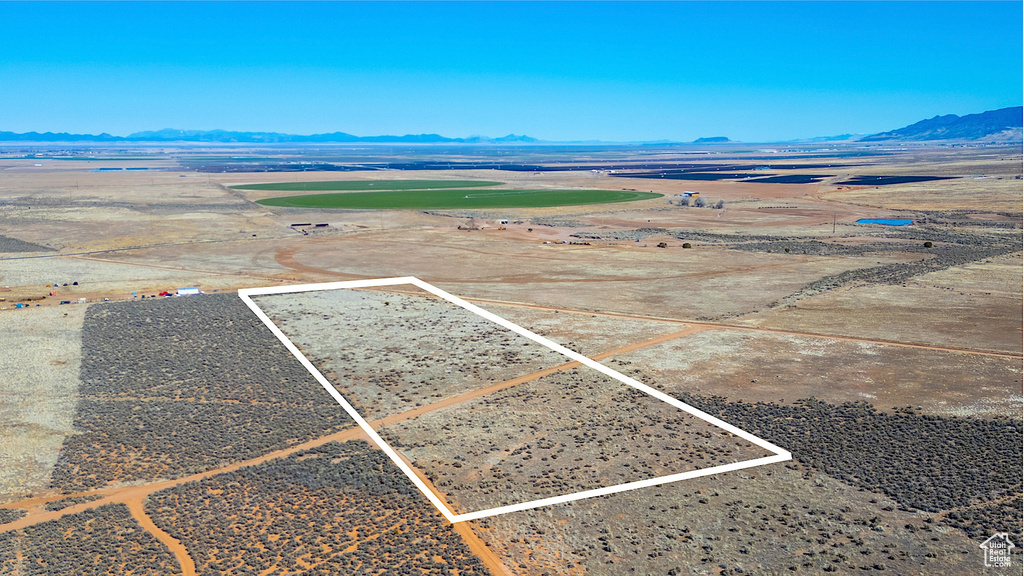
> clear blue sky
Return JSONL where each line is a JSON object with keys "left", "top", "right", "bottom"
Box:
{"left": 1, "top": 1, "right": 1020, "bottom": 142}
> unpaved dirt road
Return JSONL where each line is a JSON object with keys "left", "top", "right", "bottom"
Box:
{"left": 0, "top": 326, "right": 708, "bottom": 576}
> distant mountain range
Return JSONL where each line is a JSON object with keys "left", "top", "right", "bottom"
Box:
{"left": 860, "top": 106, "right": 1022, "bottom": 142}
{"left": 0, "top": 106, "right": 1019, "bottom": 144}
{"left": 791, "top": 134, "right": 863, "bottom": 143}
{"left": 0, "top": 129, "right": 539, "bottom": 144}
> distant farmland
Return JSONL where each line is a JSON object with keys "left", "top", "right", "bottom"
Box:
{"left": 232, "top": 180, "right": 501, "bottom": 192}
{"left": 254, "top": 188, "right": 662, "bottom": 209}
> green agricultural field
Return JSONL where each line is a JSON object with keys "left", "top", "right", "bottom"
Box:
{"left": 255, "top": 188, "right": 662, "bottom": 209}
{"left": 232, "top": 180, "right": 501, "bottom": 192}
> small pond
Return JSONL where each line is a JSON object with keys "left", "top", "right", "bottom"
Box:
{"left": 856, "top": 218, "right": 913, "bottom": 226}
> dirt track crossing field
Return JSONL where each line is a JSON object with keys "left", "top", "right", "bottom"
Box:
{"left": 1, "top": 144, "right": 1020, "bottom": 575}
{"left": 0, "top": 321, "right": 726, "bottom": 576}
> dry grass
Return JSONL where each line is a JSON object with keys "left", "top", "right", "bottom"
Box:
{"left": 0, "top": 306, "right": 84, "bottom": 502}
{"left": 1, "top": 144, "right": 1019, "bottom": 575}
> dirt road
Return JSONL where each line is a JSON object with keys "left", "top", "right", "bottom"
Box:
{"left": 0, "top": 326, "right": 708, "bottom": 576}
{"left": 462, "top": 296, "right": 1024, "bottom": 359}
{"left": 126, "top": 497, "right": 197, "bottom": 576}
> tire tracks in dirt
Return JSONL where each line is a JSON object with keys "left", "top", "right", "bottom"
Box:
{"left": 0, "top": 427, "right": 368, "bottom": 576}
{"left": 273, "top": 237, "right": 818, "bottom": 285}
{"left": 0, "top": 326, "right": 707, "bottom": 576}
{"left": 0, "top": 425, "right": 369, "bottom": 530}
{"left": 126, "top": 496, "right": 196, "bottom": 576}
{"left": 272, "top": 243, "right": 1019, "bottom": 358}
{"left": 461, "top": 296, "right": 1023, "bottom": 359}
{"left": 368, "top": 325, "right": 707, "bottom": 430}
{"left": 274, "top": 240, "right": 368, "bottom": 280}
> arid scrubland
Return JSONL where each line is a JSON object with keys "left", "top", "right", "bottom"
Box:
{"left": 0, "top": 504, "right": 183, "bottom": 576}
{"left": 0, "top": 144, "right": 1020, "bottom": 575}
{"left": 0, "top": 306, "right": 84, "bottom": 497}
{"left": 49, "top": 294, "right": 354, "bottom": 493}
{"left": 146, "top": 441, "right": 489, "bottom": 576}
{"left": 254, "top": 289, "right": 566, "bottom": 419}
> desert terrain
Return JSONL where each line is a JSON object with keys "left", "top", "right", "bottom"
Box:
{"left": 0, "top": 142, "right": 1020, "bottom": 575}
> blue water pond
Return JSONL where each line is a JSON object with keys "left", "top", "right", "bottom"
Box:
{"left": 856, "top": 218, "right": 913, "bottom": 226}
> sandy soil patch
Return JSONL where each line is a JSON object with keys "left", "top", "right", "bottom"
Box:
{"left": 606, "top": 329, "right": 1022, "bottom": 418}
{"left": 745, "top": 251, "right": 1023, "bottom": 354}
{"left": 277, "top": 227, "right": 923, "bottom": 322}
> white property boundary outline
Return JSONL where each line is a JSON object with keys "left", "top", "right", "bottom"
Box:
{"left": 239, "top": 277, "right": 792, "bottom": 523}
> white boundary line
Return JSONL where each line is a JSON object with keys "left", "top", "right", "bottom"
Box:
{"left": 238, "top": 277, "right": 791, "bottom": 523}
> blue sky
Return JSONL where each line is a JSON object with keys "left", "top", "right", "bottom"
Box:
{"left": 1, "top": 1, "right": 1020, "bottom": 142}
